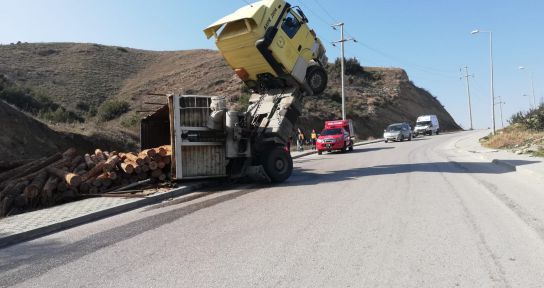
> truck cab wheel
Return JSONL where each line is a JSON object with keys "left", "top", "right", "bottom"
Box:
{"left": 306, "top": 66, "right": 327, "bottom": 95}
{"left": 261, "top": 147, "right": 293, "bottom": 183}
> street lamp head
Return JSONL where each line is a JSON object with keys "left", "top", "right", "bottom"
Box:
{"left": 470, "top": 29, "right": 480, "bottom": 34}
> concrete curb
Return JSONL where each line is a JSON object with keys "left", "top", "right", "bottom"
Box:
{"left": 291, "top": 139, "right": 384, "bottom": 159}
{"left": 1, "top": 139, "right": 386, "bottom": 248}
{"left": 455, "top": 131, "right": 543, "bottom": 180}
{"left": 0, "top": 183, "right": 204, "bottom": 248}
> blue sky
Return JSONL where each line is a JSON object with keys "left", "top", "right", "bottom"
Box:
{"left": 1, "top": 0, "right": 542, "bottom": 129}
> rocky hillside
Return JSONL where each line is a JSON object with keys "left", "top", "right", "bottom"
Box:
{"left": 0, "top": 42, "right": 460, "bottom": 160}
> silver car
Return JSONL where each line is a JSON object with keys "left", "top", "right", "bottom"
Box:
{"left": 383, "top": 123, "right": 412, "bottom": 143}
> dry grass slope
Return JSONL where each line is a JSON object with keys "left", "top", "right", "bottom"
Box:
{"left": 0, "top": 42, "right": 460, "bottom": 160}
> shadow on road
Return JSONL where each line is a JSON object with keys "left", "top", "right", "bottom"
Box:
{"left": 321, "top": 146, "right": 395, "bottom": 155}
{"left": 0, "top": 184, "right": 263, "bottom": 285}
{"left": 285, "top": 160, "right": 539, "bottom": 187}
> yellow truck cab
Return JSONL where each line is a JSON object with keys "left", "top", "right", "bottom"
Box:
{"left": 204, "top": 0, "right": 328, "bottom": 95}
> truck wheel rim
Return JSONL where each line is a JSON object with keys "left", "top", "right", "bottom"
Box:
{"left": 275, "top": 158, "right": 286, "bottom": 172}
{"left": 310, "top": 74, "right": 322, "bottom": 88}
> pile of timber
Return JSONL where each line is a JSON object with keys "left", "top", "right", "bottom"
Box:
{"left": 0, "top": 145, "right": 172, "bottom": 217}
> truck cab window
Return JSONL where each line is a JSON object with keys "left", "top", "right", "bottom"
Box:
{"left": 281, "top": 11, "right": 301, "bottom": 38}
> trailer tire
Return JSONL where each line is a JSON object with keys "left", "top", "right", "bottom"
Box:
{"left": 306, "top": 66, "right": 328, "bottom": 95}
{"left": 261, "top": 147, "right": 293, "bottom": 183}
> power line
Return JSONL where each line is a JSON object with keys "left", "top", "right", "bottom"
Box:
{"left": 313, "top": 0, "right": 339, "bottom": 23}
{"left": 300, "top": 0, "right": 458, "bottom": 79}
{"left": 240, "top": 0, "right": 253, "bottom": 7}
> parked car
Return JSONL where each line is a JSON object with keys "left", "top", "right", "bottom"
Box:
{"left": 383, "top": 123, "right": 412, "bottom": 143}
{"left": 414, "top": 115, "right": 439, "bottom": 136}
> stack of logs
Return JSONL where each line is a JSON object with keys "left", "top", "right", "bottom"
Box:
{"left": 0, "top": 145, "right": 172, "bottom": 217}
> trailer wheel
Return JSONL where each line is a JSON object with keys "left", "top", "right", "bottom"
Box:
{"left": 306, "top": 66, "right": 328, "bottom": 95}
{"left": 262, "top": 147, "right": 293, "bottom": 183}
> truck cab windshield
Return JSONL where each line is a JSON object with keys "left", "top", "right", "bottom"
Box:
{"left": 416, "top": 121, "right": 431, "bottom": 126}
{"left": 321, "top": 128, "right": 342, "bottom": 136}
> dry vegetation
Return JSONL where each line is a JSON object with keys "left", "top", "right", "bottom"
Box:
{"left": 1, "top": 42, "right": 460, "bottom": 160}
{"left": 481, "top": 105, "right": 544, "bottom": 157}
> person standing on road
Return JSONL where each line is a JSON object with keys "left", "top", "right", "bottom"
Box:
{"left": 310, "top": 129, "right": 317, "bottom": 150}
{"left": 297, "top": 128, "right": 305, "bottom": 151}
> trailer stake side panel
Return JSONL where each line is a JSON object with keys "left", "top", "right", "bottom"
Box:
{"left": 172, "top": 95, "right": 227, "bottom": 180}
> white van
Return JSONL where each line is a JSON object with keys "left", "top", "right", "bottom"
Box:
{"left": 414, "top": 115, "right": 439, "bottom": 136}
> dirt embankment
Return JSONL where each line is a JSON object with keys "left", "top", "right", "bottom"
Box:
{"left": 0, "top": 42, "right": 460, "bottom": 160}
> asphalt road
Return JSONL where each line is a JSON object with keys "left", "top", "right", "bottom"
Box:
{"left": 2, "top": 131, "right": 544, "bottom": 287}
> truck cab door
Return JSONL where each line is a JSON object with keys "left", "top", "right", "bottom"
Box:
{"left": 272, "top": 9, "right": 312, "bottom": 77}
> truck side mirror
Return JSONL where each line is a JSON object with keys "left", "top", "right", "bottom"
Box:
{"left": 295, "top": 8, "right": 309, "bottom": 23}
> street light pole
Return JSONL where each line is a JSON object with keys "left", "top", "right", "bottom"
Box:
{"left": 471, "top": 29, "right": 496, "bottom": 134}
{"left": 523, "top": 94, "right": 531, "bottom": 111}
{"left": 461, "top": 66, "right": 474, "bottom": 130}
{"left": 332, "top": 23, "right": 356, "bottom": 120}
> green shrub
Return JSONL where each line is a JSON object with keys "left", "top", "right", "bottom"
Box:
{"left": 120, "top": 113, "right": 141, "bottom": 128}
{"left": 0, "top": 85, "right": 59, "bottom": 114}
{"left": 88, "top": 106, "right": 98, "bottom": 117}
{"left": 329, "top": 91, "right": 342, "bottom": 103}
{"left": 509, "top": 104, "right": 544, "bottom": 131}
{"left": 39, "top": 107, "right": 83, "bottom": 123}
{"left": 344, "top": 57, "right": 363, "bottom": 75}
{"left": 76, "top": 101, "right": 90, "bottom": 111}
{"left": 97, "top": 100, "right": 130, "bottom": 121}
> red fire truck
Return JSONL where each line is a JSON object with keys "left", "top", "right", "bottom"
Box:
{"left": 316, "top": 120, "right": 354, "bottom": 155}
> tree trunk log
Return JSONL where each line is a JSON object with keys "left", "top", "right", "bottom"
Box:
{"left": 81, "top": 160, "right": 107, "bottom": 182}
{"left": 0, "top": 152, "right": 62, "bottom": 185}
{"left": 23, "top": 171, "right": 48, "bottom": 205}
{"left": 46, "top": 167, "right": 82, "bottom": 187}
{"left": 84, "top": 154, "right": 95, "bottom": 169}
{"left": 0, "top": 159, "right": 34, "bottom": 172}
{"left": 119, "top": 162, "right": 134, "bottom": 174}
{"left": 103, "top": 155, "right": 120, "bottom": 173}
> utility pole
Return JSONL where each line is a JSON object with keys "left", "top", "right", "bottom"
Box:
{"left": 461, "top": 66, "right": 474, "bottom": 130}
{"left": 332, "top": 23, "right": 356, "bottom": 120}
{"left": 495, "top": 96, "right": 505, "bottom": 128}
